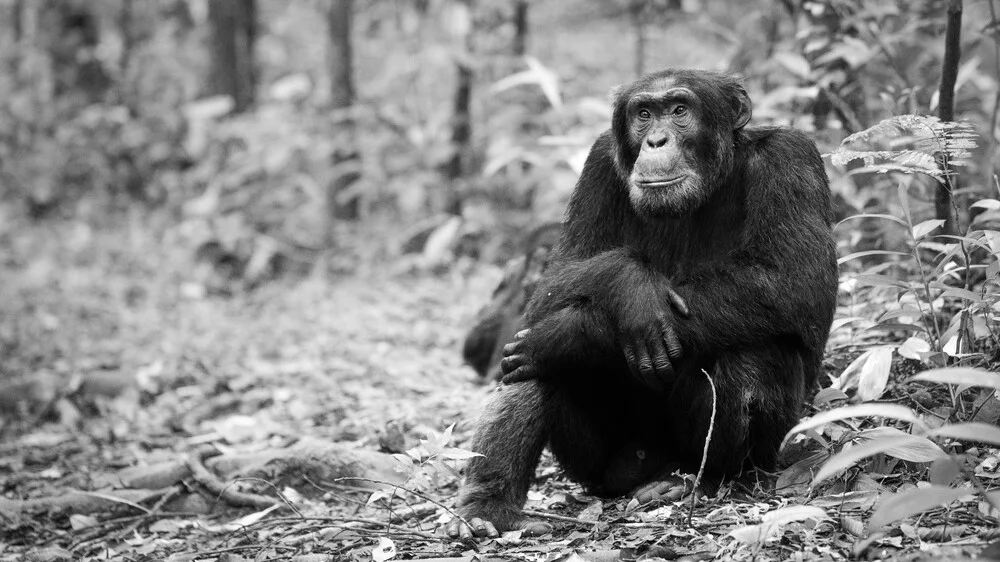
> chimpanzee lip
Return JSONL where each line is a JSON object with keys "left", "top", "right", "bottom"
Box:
{"left": 637, "top": 176, "right": 686, "bottom": 189}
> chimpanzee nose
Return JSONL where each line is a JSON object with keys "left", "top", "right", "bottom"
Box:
{"left": 645, "top": 132, "right": 668, "bottom": 149}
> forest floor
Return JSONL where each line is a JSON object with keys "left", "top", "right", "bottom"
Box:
{"left": 0, "top": 218, "right": 994, "bottom": 562}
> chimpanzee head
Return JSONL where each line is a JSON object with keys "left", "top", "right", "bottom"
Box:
{"left": 611, "top": 69, "right": 752, "bottom": 217}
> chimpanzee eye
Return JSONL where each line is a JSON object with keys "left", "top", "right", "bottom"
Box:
{"left": 673, "top": 105, "right": 688, "bottom": 116}
{"left": 637, "top": 108, "right": 652, "bottom": 120}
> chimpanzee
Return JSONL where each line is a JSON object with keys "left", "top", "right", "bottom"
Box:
{"left": 446, "top": 69, "right": 838, "bottom": 539}
{"left": 462, "top": 223, "right": 562, "bottom": 381}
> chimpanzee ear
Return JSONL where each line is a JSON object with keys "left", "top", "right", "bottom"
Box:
{"left": 733, "top": 85, "right": 752, "bottom": 130}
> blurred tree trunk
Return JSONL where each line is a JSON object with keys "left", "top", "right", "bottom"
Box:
{"left": 207, "top": 0, "right": 256, "bottom": 113}
{"left": 323, "top": 0, "right": 361, "bottom": 266}
{"left": 936, "top": 0, "right": 962, "bottom": 235}
{"left": 119, "top": 0, "right": 134, "bottom": 75}
{"left": 629, "top": 0, "right": 647, "bottom": 78}
{"left": 445, "top": 0, "right": 475, "bottom": 215}
{"left": 12, "top": 0, "right": 23, "bottom": 41}
{"left": 513, "top": 0, "right": 528, "bottom": 56}
{"left": 44, "top": 0, "right": 111, "bottom": 103}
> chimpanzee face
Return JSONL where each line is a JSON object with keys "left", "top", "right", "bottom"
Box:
{"left": 611, "top": 70, "right": 751, "bottom": 217}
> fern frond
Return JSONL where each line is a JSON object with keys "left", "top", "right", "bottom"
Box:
{"left": 829, "top": 115, "right": 980, "bottom": 179}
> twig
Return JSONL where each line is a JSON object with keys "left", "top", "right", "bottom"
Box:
{"left": 327, "top": 476, "right": 472, "bottom": 531}
{"left": 186, "top": 450, "right": 285, "bottom": 510}
{"left": 689, "top": 369, "right": 717, "bottom": 527}
{"left": 114, "top": 485, "right": 184, "bottom": 540}
{"left": 250, "top": 516, "right": 444, "bottom": 541}
{"left": 522, "top": 509, "right": 598, "bottom": 527}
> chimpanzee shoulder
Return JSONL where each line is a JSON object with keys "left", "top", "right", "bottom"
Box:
{"left": 737, "top": 126, "right": 823, "bottom": 168}
{"left": 738, "top": 127, "right": 829, "bottom": 199}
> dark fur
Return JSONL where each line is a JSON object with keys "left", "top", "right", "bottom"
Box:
{"left": 462, "top": 222, "right": 562, "bottom": 380}
{"left": 456, "top": 69, "right": 838, "bottom": 531}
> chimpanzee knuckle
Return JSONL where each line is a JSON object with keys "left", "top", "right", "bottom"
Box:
{"left": 502, "top": 340, "right": 522, "bottom": 357}
{"left": 499, "top": 355, "right": 520, "bottom": 375}
{"left": 638, "top": 359, "right": 654, "bottom": 377}
{"left": 502, "top": 366, "right": 534, "bottom": 384}
{"left": 650, "top": 351, "right": 671, "bottom": 370}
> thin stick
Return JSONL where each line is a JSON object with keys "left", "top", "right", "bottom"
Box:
{"left": 688, "top": 368, "right": 717, "bottom": 526}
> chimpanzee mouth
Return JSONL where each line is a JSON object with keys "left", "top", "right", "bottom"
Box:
{"left": 637, "top": 176, "right": 686, "bottom": 189}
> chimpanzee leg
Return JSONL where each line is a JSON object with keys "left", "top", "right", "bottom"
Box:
{"left": 454, "top": 381, "right": 551, "bottom": 533}
{"left": 653, "top": 350, "right": 807, "bottom": 485}
{"left": 745, "top": 349, "right": 807, "bottom": 471}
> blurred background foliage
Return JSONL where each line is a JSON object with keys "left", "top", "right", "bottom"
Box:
{"left": 0, "top": 0, "right": 997, "bottom": 294}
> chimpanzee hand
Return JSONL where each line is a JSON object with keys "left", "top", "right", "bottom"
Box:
{"left": 499, "top": 329, "right": 535, "bottom": 384}
{"left": 616, "top": 282, "right": 689, "bottom": 390}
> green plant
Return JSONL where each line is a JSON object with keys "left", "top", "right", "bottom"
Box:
{"left": 781, "top": 113, "right": 1000, "bottom": 539}
{"left": 785, "top": 367, "right": 1000, "bottom": 537}
{"left": 832, "top": 115, "right": 988, "bottom": 366}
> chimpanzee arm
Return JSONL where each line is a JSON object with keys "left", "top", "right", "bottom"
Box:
{"left": 503, "top": 249, "right": 688, "bottom": 389}
{"left": 672, "top": 130, "right": 838, "bottom": 355}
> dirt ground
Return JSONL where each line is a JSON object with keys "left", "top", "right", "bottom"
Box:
{"left": 0, "top": 220, "right": 992, "bottom": 561}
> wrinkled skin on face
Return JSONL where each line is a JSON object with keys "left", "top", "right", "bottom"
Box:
{"left": 611, "top": 72, "right": 752, "bottom": 217}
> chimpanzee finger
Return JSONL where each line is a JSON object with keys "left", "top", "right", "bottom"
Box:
{"left": 659, "top": 317, "right": 683, "bottom": 360}
{"left": 633, "top": 479, "right": 686, "bottom": 504}
{"left": 520, "top": 520, "right": 553, "bottom": 536}
{"left": 634, "top": 341, "right": 665, "bottom": 390}
{"left": 665, "top": 287, "right": 690, "bottom": 318}
{"left": 647, "top": 336, "right": 674, "bottom": 381}
{"left": 623, "top": 343, "right": 641, "bottom": 380}
{"left": 635, "top": 342, "right": 655, "bottom": 379}
{"left": 513, "top": 329, "right": 530, "bottom": 341}
{"left": 501, "top": 364, "right": 539, "bottom": 384}
{"left": 444, "top": 517, "right": 466, "bottom": 539}
{"left": 480, "top": 520, "right": 500, "bottom": 538}
{"left": 502, "top": 339, "right": 523, "bottom": 359}
{"left": 500, "top": 353, "right": 528, "bottom": 375}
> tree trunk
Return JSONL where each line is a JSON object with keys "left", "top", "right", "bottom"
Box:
{"left": 445, "top": 0, "right": 475, "bottom": 215}
{"left": 12, "top": 0, "right": 23, "bottom": 41}
{"left": 513, "top": 0, "right": 528, "bottom": 56}
{"left": 936, "top": 0, "right": 962, "bottom": 235}
{"left": 207, "top": 0, "right": 256, "bottom": 113}
{"left": 321, "top": 0, "right": 361, "bottom": 268}
{"left": 328, "top": 0, "right": 355, "bottom": 112}
{"left": 630, "top": 0, "right": 647, "bottom": 78}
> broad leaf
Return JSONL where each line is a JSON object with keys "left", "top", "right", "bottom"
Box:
{"left": 854, "top": 274, "right": 910, "bottom": 290}
{"left": 813, "top": 387, "right": 848, "bottom": 407}
{"left": 910, "top": 368, "right": 1000, "bottom": 390}
{"left": 971, "top": 199, "right": 1000, "bottom": 210}
{"left": 812, "top": 434, "right": 944, "bottom": 485}
{"left": 837, "top": 250, "right": 911, "bottom": 265}
{"left": 372, "top": 537, "right": 397, "bottom": 562}
{"left": 928, "top": 457, "right": 961, "bottom": 486}
{"left": 912, "top": 219, "right": 945, "bottom": 240}
{"left": 926, "top": 422, "right": 1000, "bottom": 446}
{"left": 728, "top": 506, "right": 827, "bottom": 546}
{"left": 439, "top": 447, "right": 484, "bottom": 460}
{"left": 782, "top": 404, "right": 924, "bottom": 449}
{"left": 836, "top": 213, "right": 909, "bottom": 229}
{"left": 857, "top": 346, "right": 894, "bottom": 400}
{"left": 831, "top": 316, "right": 872, "bottom": 332}
{"left": 897, "top": 337, "right": 930, "bottom": 360}
{"left": 868, "top": 485, "right": 971, "bottom": 530}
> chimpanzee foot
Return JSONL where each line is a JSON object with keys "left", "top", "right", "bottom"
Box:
{"left": 445, "top": 516, "right": 499, "bottom": 539}
{"left": 444, "top": 516, "right": 552, "bottom": 540}
{"left": 631, "top": 472, "right": 693, "bottom": 506}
